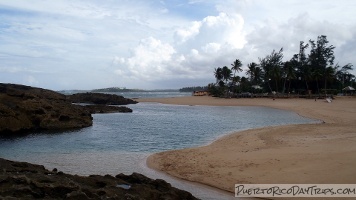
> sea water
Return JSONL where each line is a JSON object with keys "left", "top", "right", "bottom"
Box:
{"left": 111, "top": 91, "right": 192, "bottom": 99}
{"left": 0, "top": 101, "right": 320, "bottom": 199}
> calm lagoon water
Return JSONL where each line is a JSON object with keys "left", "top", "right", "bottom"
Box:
{"left": 0, "top": 101, "right": 320, "bottom": 199}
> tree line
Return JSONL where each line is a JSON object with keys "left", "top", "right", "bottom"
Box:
{"left": 209, "top": 35, "right": 355, "bottom": 97}
{"left": 179, "top": 86, "right": 208, "bottom": 92}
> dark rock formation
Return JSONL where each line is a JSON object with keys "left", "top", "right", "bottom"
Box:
{"left": 84, "top": 105, "right": 133, "bottom": 114}
{"left": 0, "top": 83, "right": 93, "bottom": 135}
{"left": 67, "top": 92, "right": 138, "bottom": 105}
{"left": 0, "top": 158, "right": 198, "bottom": 200}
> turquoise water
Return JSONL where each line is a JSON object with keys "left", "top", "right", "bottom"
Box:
{"left": 0, "top": 102, "right": 320, "bottom": 199}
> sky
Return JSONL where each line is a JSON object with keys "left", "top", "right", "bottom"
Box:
{"left": 1, "top": 0, "right": 356, "bottom": 90}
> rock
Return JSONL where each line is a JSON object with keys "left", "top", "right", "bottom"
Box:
{"left": 67, "top": 92, "right": 138, "bottom": 105}
{"left": 0, "top": 83, "right": 93, "bottom": 135}
{"left": 84, "top": 105, "right": 133, "bottom": 114}
{"left": 0, "top": 158, "right": 199, "bottom": 200}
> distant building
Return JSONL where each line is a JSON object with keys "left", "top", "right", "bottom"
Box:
{"left": 193, "top": 90, "right": 209, "bottom": 96}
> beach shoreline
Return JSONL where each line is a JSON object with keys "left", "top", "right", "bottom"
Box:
{"left": 138, "top": 96, "right": 356, "bottom": 194}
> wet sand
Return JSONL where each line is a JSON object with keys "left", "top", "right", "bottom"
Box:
{"left": 139, "top": 96, "right": 356, "bottom": 193}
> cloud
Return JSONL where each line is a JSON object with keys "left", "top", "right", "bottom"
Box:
{"left": 0, "top": 1, "right": 355, "bottom": 90}
{"left": 112, "top": 11, "right": 247, "bottom": 88}
{"left": 175, "top": 21, "right": 201, "bottom": 43}
{"left": 215, "top": 0, "right": 249, "bottom": 14}
{"left": 114, "top": 37, "right": 176, "bottom": 81}
{"left": 244, "top": 13, "right": 356, "bottom": 65}
{"left": 175, "top": 12, "right": 245, "bottom": 49}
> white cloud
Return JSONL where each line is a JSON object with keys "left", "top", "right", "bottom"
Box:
{"left": 112, "top": 11, "right": 247, "bottom": 88}
{"left": 244, "top": 13, "right": 356, "bottom": 66}
{"left": 175, "top": 21, "right": 201, "bottom": 43}
{"left": 114, "top": 37, "right": 176, "bottom": 81}
{"left": 202, "top": 43, "right": 221, "bottom": 53}
{"left": 0, "top": 0, "right": 355, "bottom": 90}
{"left": 175, "top": 12, "right": 245, "bottom": 49}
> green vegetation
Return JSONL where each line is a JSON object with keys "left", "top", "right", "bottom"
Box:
{"left": 179, "top": 86, "right": 208, "bottom": 92}
{"left": 209, "top": 35, "right": 355, "bottom": 97}
{"left": 91, "top": 87, "right": 145, "bottom": 93}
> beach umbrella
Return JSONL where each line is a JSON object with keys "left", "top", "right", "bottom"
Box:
{"left": 342, "top": 86, "right": 355, "bottom": 91}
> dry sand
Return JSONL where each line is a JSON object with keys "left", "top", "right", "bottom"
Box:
{"left": 139, "top": 96, "right": 356, "bottom": 194}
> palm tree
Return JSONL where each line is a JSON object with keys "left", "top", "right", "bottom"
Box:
{"left": 210, "top": 35, "right": 355, "bottom": 97}
{"left": 246, "top": 62, "right": 256, "bottom": 83}
{"left": 231, "top": 59, "right": 243, "bottom": 94}
{"left": 231, "top": 75, "right": 241, "bottom": 94}
{"left": 246, "top": 62, "right": 263, "bottom": 86}
{"left": 221, "top": 66, "right": 232, "bottom": 85}
{"left": 221, "top": 66, "right": 232, "bottom": 96}
{"left": 214, "top": 67, "right": 223, "bottom": 85}
{"left": 231, "top": 59, "right": 243, "bottom": 77}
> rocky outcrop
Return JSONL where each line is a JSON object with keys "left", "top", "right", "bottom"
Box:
{"left": 67, "top": 93, "right": 138, "bottom": 105}
{"left": 0, "top": 84, "right": 138, "bottom": 135}
{"left": 0, "top": 83, "right": 93, "bottom": 135}
{"left": 0, "top": 158, "right": 198, "bottom": 200}
{"left": 84, "top": 105, "right": 133, "bottom": 114}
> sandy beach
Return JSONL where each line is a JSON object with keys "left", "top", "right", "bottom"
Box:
{"left": 139, "top": 96, "right": 356, "bottom": 194}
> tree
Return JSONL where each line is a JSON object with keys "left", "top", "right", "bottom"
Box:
{"left": 335, "top": 63, "right": 355, "bottom": 89}
{"left": 210, "top": 35, "right": 355, "bottom": 97}
{"left": 214, "top": 67, "right": 223, "bottom": 85}
{"left": 221, "top": 66, "right": 232, "bottom": 96}
{"left": 283, "top": 61, "right": 296, "bottom": 94}
{"left": 221, "top": 66, "right": 232, "bottom": 85}
{"left": 246, "top": 62, "right": 262, "bottom": 85}
{"left": 231, "top": 75, "right": 241, "bottom": 94}
{"left": 231, "top": 59, "right": 243, "bottom": 77}
{"left": 295, "top": 41, "right": 310, "bottom": 92}
{"left": 311, "top": 68, "right": 323, "bottom": 94}
{"left": 240, "top": 76, "right": 249, "bottom": 92}
{"left": 320, "top": 66, "right": 336, "bottom": 94}
{"left": 253, "top": 66, "right": 263, "bottom": 86}
{"left": 231, "top": 59, "right": 243, "bottom": 93}
{"left": 308, "top": 35, "right": 335, "bottom": 94}
{"left": 271, "top": 62, "right": 282, "bottom": 93}
{"left": 259, "top": 48, "right": 284, "bottom": 93}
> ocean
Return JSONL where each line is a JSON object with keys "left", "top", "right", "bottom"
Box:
{"left": 0, "top": 92, "right": 320, "bottom": 199}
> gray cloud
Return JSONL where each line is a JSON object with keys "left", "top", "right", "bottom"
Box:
{"left": 0, "top": 0, "right": 355, "bottom": 90}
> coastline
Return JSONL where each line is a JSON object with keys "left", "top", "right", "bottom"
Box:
{"left": 139, "top": 96, "right": 356, "bottom": 193}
